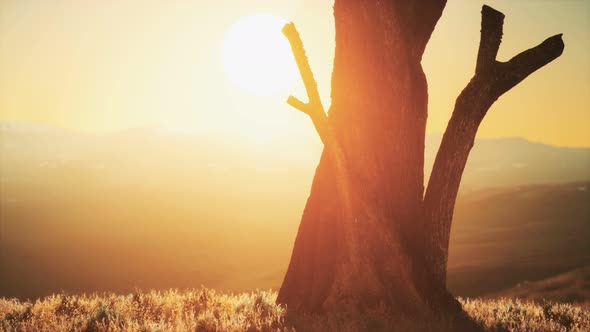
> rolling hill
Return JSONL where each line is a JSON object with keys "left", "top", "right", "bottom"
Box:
{"left": 1, "top": 122, "right": 589, "bottom": 302}
{"left": 489, "top": 266, "right": 590, "bottom": 307}
{"left": 447, "top": 182, "right": 590, "bottom": 298}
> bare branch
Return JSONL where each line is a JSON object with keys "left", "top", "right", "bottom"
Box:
{"left": 475, "top": 5, "right": 564, "bottom": 98}
{"left": 282, "top": 22, "right": 329, "bottom": 144}
{"left": 495, "top": 34, "right": 564, "bottom": 97}
{"left": 421, "top": 5, "right": 564, "bottom": 291}
{"left": 286, "top": 96, "right": 311, "bottom": 116}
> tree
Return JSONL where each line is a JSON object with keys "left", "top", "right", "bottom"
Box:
{"left": 277, "top": 2, "right": 564, "bottom": 314}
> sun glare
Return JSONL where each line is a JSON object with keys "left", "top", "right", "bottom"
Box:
{"left": 223, "top": 14, "right": 298, "bottom": 97}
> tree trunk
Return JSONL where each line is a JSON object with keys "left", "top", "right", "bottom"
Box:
{"left": 277, "top": 2, "right": 564, "bottom": 315}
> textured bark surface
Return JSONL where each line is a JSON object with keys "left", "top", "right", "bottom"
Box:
{"left": 277, "top": 2, "right": 564, "bottom": 315}
{"left": 421, "top": 6, "right": 564, "bottom": 305}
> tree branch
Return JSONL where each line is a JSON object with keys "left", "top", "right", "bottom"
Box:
{"left": 476, "top": 5, "right": 504, "bottom": 75}
{"left": 282, "top": 23, "right": 329, "bottom": 145}
{"left": 421, "top": 5, "right": 564, "bottom": 289}
{"left": 495, "top": 34, "right": 564, "bottom": 97}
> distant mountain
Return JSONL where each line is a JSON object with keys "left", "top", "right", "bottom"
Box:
{"left": 426, "top": 135, "right": 590, "bottom": 191}
{"left": 2, "top": 122, "right": 589, "bottom": 191}
{"left": 0, "top": 121, "right": 63, "bottom": 133}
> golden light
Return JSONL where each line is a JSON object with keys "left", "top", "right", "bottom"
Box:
{"left": 223, "top": 14, "right": 298, "bottom": 97}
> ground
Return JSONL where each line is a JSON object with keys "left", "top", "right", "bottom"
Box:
{"left": 1, "top": 289, "right": 589, "bottom": 332}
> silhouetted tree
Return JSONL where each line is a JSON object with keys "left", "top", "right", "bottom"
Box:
{"left": 277, "top": 2, "right": 564, "bottom": 314}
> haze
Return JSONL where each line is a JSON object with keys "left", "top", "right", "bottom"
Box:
{"left": 1, "top": 0, "right": 589, "bottom": 305}
{"left": 1, "top": 0, "right": 589, "bottom": 147}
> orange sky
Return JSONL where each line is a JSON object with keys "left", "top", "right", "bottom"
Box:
{"left": 1, "top": 0, "right": 589, "bottom": 147}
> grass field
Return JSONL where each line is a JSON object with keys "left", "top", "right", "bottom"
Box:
{"left": 1, "top": 289, "right": 589, "bottom": 332}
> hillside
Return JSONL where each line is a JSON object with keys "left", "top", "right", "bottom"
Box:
{"left": 1, "top": 289, "right": 589, "bottom": 332}
{"left": 447, "top": 183, "right": 590, "bottom": 297}
{"left": 2, "top": 178, "right": 588, "bottom": 302}
{"left": 1, "top": 123, "right": 589, "bottom": 301}
{"left": 489, "top": 266, "right": 590, "bottom": 308}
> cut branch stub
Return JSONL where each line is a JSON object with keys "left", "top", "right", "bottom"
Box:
{"left": 282, "top": 22, "right": 329, "bottom": 145}
{"left": 476, "top": 5, "right": 504, "bottom": 75}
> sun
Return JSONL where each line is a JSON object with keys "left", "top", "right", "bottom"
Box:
{"left": 223, "top": 14, "right": 298, "bottom": 97}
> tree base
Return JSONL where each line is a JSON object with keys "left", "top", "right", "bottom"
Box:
{"left": 283, "top": 298, "right": 484, "bottom": 332}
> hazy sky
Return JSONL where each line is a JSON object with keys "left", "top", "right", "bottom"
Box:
{"left": 1, "top": 0, "right": 589, "bottom": 147}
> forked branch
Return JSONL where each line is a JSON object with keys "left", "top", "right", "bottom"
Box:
{"left": 421, "top": 5, "right": 564, "bottom": 288}
{"left": 282, "top": 23, "right": 329, "bottom": 145}
{"left": 476, "top": 5, "right": 564, "bottom": 99}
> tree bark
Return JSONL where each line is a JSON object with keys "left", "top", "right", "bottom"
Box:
{"left": 421, "top": 5, "right": 564, "bottom": 307}
{"left": 277, "top": 2, "right": 564, "bottom": 315}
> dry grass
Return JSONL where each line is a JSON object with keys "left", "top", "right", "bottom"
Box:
{"left": 1, "top": 289, "right": 588, "bottom": 332}
{"left": 460, "top": 298, "right": 589, "bottom": 332}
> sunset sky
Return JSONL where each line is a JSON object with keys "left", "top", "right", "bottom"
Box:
{"left": 1, "top": 0, "right": 589, "bottom": 147}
